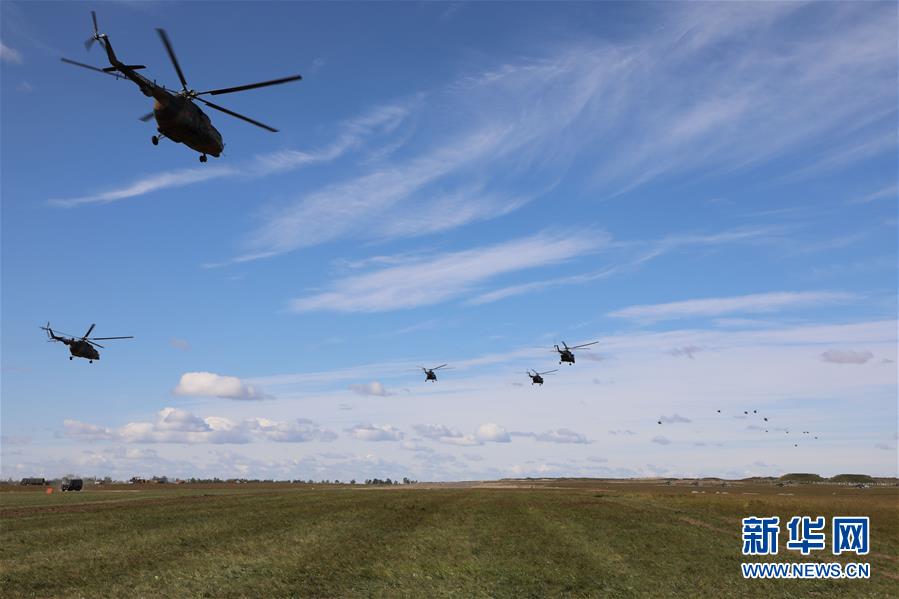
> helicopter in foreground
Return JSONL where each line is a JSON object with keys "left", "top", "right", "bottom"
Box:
{"left": 526, "top": 369, "right": 558, "bottom": 385}
{"left": 62, "top": 12, "right": 302, "bottom": 162}
{"left": 421, "top": 364, "right": 449, "bottom": 382}
{"left": 553, "top": 341, "right": 598, "bottom": 365}
{"left": 42, "top": 323, "right": 133, "bottom": 363}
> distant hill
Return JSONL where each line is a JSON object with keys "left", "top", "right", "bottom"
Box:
{"left": 829, "top": 474, "right": 875, "bottom": 483}
{"left": 779, "top": 473, "right": 825, "bottom": 482}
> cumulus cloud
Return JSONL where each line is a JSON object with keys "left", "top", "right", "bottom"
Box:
{"left": 511, "top": 428, "right": 590, "bottom": 444}
{"left": 348, "top": 381, "right": 390, "bottom": 397}
{"left": 345, "top": 423, "right": 404, "bottom": 441}
{"left": 63, "top": 420, "right": 116, "bottom": 441}
{"left": 476, "top": 423, "right": 511, "bottom": 443}
{"left": 820, "top": 350, "right": 874, "bottom": 364}
{"left": 64, "top": 408, "right": 334, "bottom": 444}
{"left": 412, "top": 423, "right": 510, "bottom": 446}
{"left": 651, "top": 436, "right": 672, "bottom": 445}
{"left": 659, "top": 414, "right": 691, "bottom": 424}
{"left": 174, "top": 372, "right": 268, "bottom": 400}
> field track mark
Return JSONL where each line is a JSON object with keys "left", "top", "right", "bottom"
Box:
{"left": 0, "top": 491, "right": 268, "bottom": 519}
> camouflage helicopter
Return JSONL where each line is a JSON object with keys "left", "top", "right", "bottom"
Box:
{"left": 420, "top": 364, "right": 449, "bottom": 382}
{"left": 553, "top": 341, "right": 598, "bottom": 365}
{"left": 41, "top": 323, "right": 133, "bottom": 363}
{"left": 526, "top": 369, "right": 558, "bottom": 385}
{"left": 62, "top": 12, "right": 302, "bottom": 162}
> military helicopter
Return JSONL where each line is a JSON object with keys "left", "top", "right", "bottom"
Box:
{"left": 553, "top": 341, "right": 598, "bottom": 365}
{"left": 62, "top": 11, "right": 302, "bottom": 162}
{"left": 41, "top": 323, "right": 133, "bottom": 363}
{"left": 420, "top": 364, "right": 449, "bottom": 382}
{"left": 526, "top": 369, "right": 558, "bottom": 385}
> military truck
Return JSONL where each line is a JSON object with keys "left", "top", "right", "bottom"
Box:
{"left": 61, "top": 478, "right": 83, "bottom": 492}
{"left": 20, "top": 477, "right": 46, "bottom": 486}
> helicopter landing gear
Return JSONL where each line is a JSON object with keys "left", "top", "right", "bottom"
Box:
{"left": 89, "top": 360, "right": 93, "bottom": 364}
{"left": 199, "top": 154, "right": 208, "bottom": 163}
{"left": 152, "top": 133, "right": 166, "bottom": 146}
{"left": 69, "top": 356, "right": 73, "bottom": 361}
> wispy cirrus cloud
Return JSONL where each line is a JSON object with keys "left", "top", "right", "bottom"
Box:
{"left": 48, "top": 101, "right": 416, "bottom": 207}
{"left": 469, "top": 226, "right": 780, "bottom": 305}
{"left": 608, "top": 291, "right": 855, "bottom": 323}
{"left": 0, "top": 41, "right": 22, "bottom": 64}
{"left": 288, "top": 230, "right": 607, "bottom": 313}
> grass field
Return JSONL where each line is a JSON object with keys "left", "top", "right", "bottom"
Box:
{"left": 2, "top": 480, "right": 897, "bottom": 597}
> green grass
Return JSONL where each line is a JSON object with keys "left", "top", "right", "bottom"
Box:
{"left": 2, "top": 483, "right": 897, "bottom": 597}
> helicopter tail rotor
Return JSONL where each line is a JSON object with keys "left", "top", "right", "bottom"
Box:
{"left": 85, "top": 11, "right": 103, "bottom": 51}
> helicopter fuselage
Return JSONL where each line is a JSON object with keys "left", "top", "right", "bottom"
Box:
{"left": 530, "top": 375, "right": 544, "bottom": 385}
{"left": 61, "top": 338, "right": 100, "bottom": 361}
{"left": 425, "top": 371, "right": 437, "bottom": 382}
{"left": 559, "top": 350, "right": 575, "bottom": 364}
{"left": 152, "top": 94, "right": 224, "bottom": 157}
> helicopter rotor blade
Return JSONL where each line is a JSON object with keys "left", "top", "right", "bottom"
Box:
{"left": 82, "top": 324, "right": 96, "bottom": 339}
{"left": 539, "top": 369, "right": 559, "bottom": 375}
{"left": 61, "top": 58, "right": 121, "bottom": 79}
{"left": 89, "top": 336, "right": 134, "bottom": 341}
{"left": 196, "top": 74, "right": 302, "bottom": 97}
{"left": 195, "top": 97, "right": 278, "bottom": 132}
{"left": 139, "top": 111, "right": 155, "bottom": 122}
{"left": 91, "top": 11, "right": 99, "bottom": 35}
{"left": 87, "top": 340, "right": 105, "bottom": 349}
{"left": 431, "top": 364, "right": 448, "bottom": 370}
{"left": 155, "top": 28, "right": 189, "bottom": 90}
{"left": 570, "top": 341, "right": 599, "bottom": 350}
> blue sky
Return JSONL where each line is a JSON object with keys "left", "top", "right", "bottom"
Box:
{"left": 1, "top": 1, "right": 896, "bottom": 481}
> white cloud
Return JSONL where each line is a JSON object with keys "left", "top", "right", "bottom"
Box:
{"left": 609, "top": 291, "right": 855, "bottom": 323}
{"left": 170, "top": 338, "right": 190, "bottom": 351}
{"left": 64, "top": 408, "right": 335, "bottom": 445}
{"left": 174, "top": 372, "right": 267, "bottom": 400}
{"left": 345, "top": 423, "right": 404, "bottom": 442}
{"left": 476, "top": 423, "right": 511, "bottom": 443}
{"left": 651, "top": 436, "right": 672, "bottom": 445}
{"left": 820, "top": 350, "right": 874, "bottom": 365}
{"left": 852, "top": 183, "right": 897, "bottom": 204}
{"left": 512, "top": 429, "right": 590, "bottom": 444}
{"left": 348, "top": 381, "right": 390, "bottom": 397}
{"left": 289, "top": 230, "right": 606, "bottom": 313}
{"left": 48, "top": 101, "right": 414, "bottom": 207}
{"left": 468, "top": 226, "right": 781, "bottom": 306}
{"left": 659, "top": 414, "right": 691, "bottom": 424}
{"left": 412, "top": 423, "right": 510, "bottom": 446}
{"left": 0, "top": 42, "right": 22, "bottom": 64}
{"left": 15, "top": 81, "right": 33, "bottom": 93}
